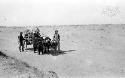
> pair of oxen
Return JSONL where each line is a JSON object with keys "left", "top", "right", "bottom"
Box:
{"left": 33, "top": 36, "right": 58, "bottom": 55}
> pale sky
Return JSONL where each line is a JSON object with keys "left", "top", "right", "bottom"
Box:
{"left": 0, "top": 0, "right": 125, "bottom": 26}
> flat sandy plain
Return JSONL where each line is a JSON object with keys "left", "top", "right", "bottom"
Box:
{"left": 0, "top": 24, "right": 125, "bottom": 78}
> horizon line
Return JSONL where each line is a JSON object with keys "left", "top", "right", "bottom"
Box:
{"left": 0, "top": 24, "right": 125, "bottom": 27}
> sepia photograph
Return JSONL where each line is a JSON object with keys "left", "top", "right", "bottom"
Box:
{"left": 0, "top": 0, "right": 125, "bottom": 78}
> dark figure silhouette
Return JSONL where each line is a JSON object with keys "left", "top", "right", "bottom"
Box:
{"left": 18, "top": 32, "right": 25, "bottom": 52}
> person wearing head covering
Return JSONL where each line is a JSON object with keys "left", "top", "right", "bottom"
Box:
{"left": 18, "top": 32, "right": 25, "bottom": 52}
{"left": 33, "top": 27, "right": 41, "bottom": 38}
{"left": 34, "top": 31, "right": 40, "bottom": 38}
{"left": 53, "top": 30, "right": 60, "bottom": 51}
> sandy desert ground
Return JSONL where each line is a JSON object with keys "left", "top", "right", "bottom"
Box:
{"left": 0, "top": 51, "right": 58, "bottom": 78}
{"left": 1, "top": 24, "right": 125, "bottom": 78}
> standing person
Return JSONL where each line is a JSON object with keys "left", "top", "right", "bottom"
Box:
{"left": 53, "top": 30, "right": 60, "bottom": 51}
{"left": 18, "top": 32, "right": 25, "bottom": 52}
{"left": 34, "top": 31, "right": 40, "bottom": 38}
{"left": 24, "top": 30, "right": 29, "bottom": 49}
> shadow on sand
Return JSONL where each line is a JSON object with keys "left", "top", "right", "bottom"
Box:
{"left": 25, "top": 48, "right": 76, "bottom": 56}
{"left": 48, "top": 50, "right": 76, "bottom": 56}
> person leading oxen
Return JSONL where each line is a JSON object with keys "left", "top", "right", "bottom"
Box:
{"left": 18, "top": 32, "right": 25, "bottom": 52}
{"left": 53, "top": 30, "right": 60, "bottom": 52}
{"left": 32, "top": 28, "right": 41, "bottom": 53}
